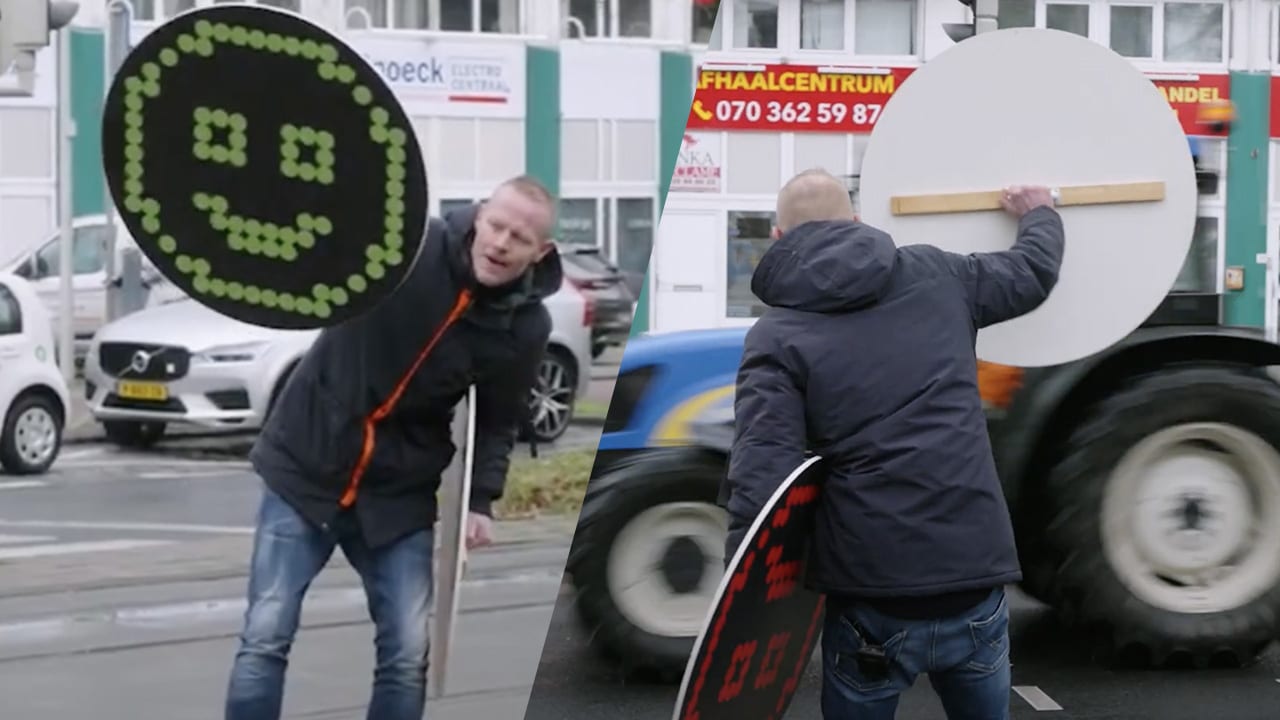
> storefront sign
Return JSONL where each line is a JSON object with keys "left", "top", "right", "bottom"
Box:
{"left": 687, "top": 63, "right": 1228, "bottom": 138}
{"left": 1150, "top": 74, "right": 1230, "bottom": 138}
{"left": 686, "top": 64, "right": 915, "bottom": 134}
{"left": 345, "top": 35, "right": 525, "bottom": 118}
{"left": 1268, "top": 77, "right": 1280, "bottom": 138}
{"left": 672, "top": 132, "right": 722, "bottom": 193}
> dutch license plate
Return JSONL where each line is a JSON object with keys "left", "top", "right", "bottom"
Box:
{"left": 116, "top": 380, "right": 168, "bottom": 402}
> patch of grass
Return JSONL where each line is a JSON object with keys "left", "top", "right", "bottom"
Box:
{"left": 574, "top": 399, "right": 609, "bottom": 420}
{"left": 494, "top": 447, "right": 596, "bottom": 520}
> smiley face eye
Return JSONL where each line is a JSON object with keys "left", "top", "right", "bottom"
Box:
{"left": 191, "top": 106, "right": 336, "bottom": 187}
{"left": 280, "top": 123, "right": 336, "bottom": 185}
{"left": 192, "top": 106, "right": 248, "bottom": 168}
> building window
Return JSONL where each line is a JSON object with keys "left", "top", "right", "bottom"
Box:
{"left": 693, "top": 0, "right": 721, "bottom": 44}
{"left": 855, "top": 0, "right": 917, "bottom": 55}
{"left": 213, "top": 0, "right": 301, "bottom": 10}
{"left": 1111, "top": 5, "right": 1155, "bottom": 58}
{"left": 565, "top": 0, "right": 651, "bottom": 37}
{"left": 0, "top": 284, "right": 20, "bottom": 336}
{"left": 1163, "top": 2, "right": 1224, "bottom": 62}
{"left": 346, "top": 0, "right": 518, "bottom": 31}
{"left": 998, "top": 0, "right": 1225, "bottom": 64}
{"left": 1046, "top": 2, "right": 1089, "bottom": 36}
{"left": 130, "top": 0, "right": 196, "bottom": 21}
{"left": 725, "top": 211, "right": 775, "bottom": 318}
{"left": 732, "top": 0, "right": 780, "bottom": 48}
{"left": 559, "top": 199, "right": 600, "bottom": 247}
{"left": 1171, "top": 216, "right": 1219, "bottom": 293}
{"left": 800, "top": 0, "right": 844, "bottom": 51}
{"left": 616, "top": 198, "right": 655, "bottom": 276}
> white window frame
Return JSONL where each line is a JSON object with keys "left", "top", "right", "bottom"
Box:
{"left": 716, "top": 0, "right": 924, "bottom": 65}
{"left": 344, "top": 0, "right": 524, "bottom": 33}
{"left": 1025, "top": 0, "right": 1230, "bottom": 71}
{"left": 560, "top": 0, "right": 656, "bottom": 40}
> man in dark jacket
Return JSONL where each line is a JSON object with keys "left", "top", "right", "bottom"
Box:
{"left": 224, "top": 175, "right": 560, "bottom": 720}
{"left": 725, "top": 169, "right": 1064, "bottom": 719}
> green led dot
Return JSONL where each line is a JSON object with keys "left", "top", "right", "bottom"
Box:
{"left": 193, "top": 144, "right": 210, "bottom": 161}
{"left": 387, "top": 128, "right": 407, "bottom": 147}
{"left": 284, "top": 37, "right": 301, "bottom": 55}
{"left": 315, "top": 131, "right": 335, "bottom": 150}
{"left": 227, "top": 234, "right": 245, "bottom": 252}
{"left": 210, "top": 108, "right": 228, "bottom": 125}
{"left": 370, "top": 107, "right": 390, "bottom": 126}
{"left": 387, "top": 146, "right": 406, "bottom": 164}
{"left": 313, "top": 301, "right": 331, "bottom": 319}
{"left": 279, "top": 160, "right": 296, "bottom": 178}
{"left": 315, "top": 148, "right": 335, "bottom": 168}
{"left": 262, "top": 223, "right": 279, "bottom": 241}
{"left": 229, "top": 113, "right": 247, "bottom": 132}
{"left": 261, "top": 241, "right": 280, "bottom": 259}
{"left": 279, "top": 243, "right": 297, "bottom": 262}
{"left": 230, "top": 151, "right": 248, "bottom": 168}
{"left": 193, "top": 125, "right": 212, "bottom": 143}
{"left": 193, "top": 193, "right": 209, "bottom": 210}
{"left": 281, "top": 144, "right": 300, "bottom": 162}
{"left": 261, "top": 289, "right": 278, "bottom": 308}
{"left": 330, "top": 287, "right": 349, "bottom": 307}
{"left": 295, "top": 213, "right": 313, "bottom": 231}
{"left": 366, "top": 262, "right": 385, "bottom": 280}
{"left": 227, "top": 216, "right": 245, "bottom": 234}
{"left": 210, "top": 146, "right": 230, "bottom": 164}
{"left": 158, "top": 235, "right": 177, "bottom": 254}
{"left": 193, "top": 276, "right": 211, "bottom": 294}
{"left": 244, "top": 285, "right": 262, "bottom": 304}
{"left": 348, "top": 275, "right": 367, "bottom": 293}
{"left": 298, "top": 126, "right": 316, "bottom": 144}
{"left": 385, "top": 216, "right": 403, "bottom": 233}
{"left": 142, "top": 81, "right": 160, "bottom": 98}
{"left": 227, "top": 282, "right": 244, "bottom": 301}
{"left": 295, "top": 297, "right": 313, "bottom": 315}
{"left": 244, "top": 237, "right": 263, "bottom": 255}
{"left": 125, "top": 145, "right": 144, "bottom": 162}
{"left": 195, "top": 38, "right": 215, "bottom": 57}
{"left": 125, "top": 179, "right": 143, "bottom": 197}
{"left": 318, "top": 43, "right": 338, "bottom": 63}
{"left": 366, "top": 245, "right": 385, "bottom": 264}
{"left": 124, "top": 196, "right": 143, "bottom": 213}
{"left": 213, "top": 23, "right": 231, "bottom": 42}
{"left": 279, "top": 293, "right": 297, "bottom": 311}
{"left": 210, "top": 214, "right": 228, "bottom": 231}
{"left": 142, "top": 198, "right": 160, "bottom": 216}
{"left": 370, "top": 125, "right": 388, "bottom": 143}
{"left": 385, "top": 249, "right": 404, "bottom": 267}
{"left": 193, "top": 259, "right": 211, "bottom": 277}
{"left": 125, "top": 111, "right": 143, "bottom": 128}
{"left": 385, "top": 181, "right": 403, "bottom": 199}
{"left": 243, "top": 219, "right": 261, "bottom": 238}
{"left": 123, "top": 128, "right": 141, "bottom": 147}
{"left": 176, "top": 255, "right": 193, "bottom": 273}
{"left": 316, "top": 168, "right": 335, "bottom": 185}
{"left": 278, "top": 227, "right": 297, "bottom": 246}
{"left": 230, "top": 26, "right": 250, "bottom": 45}
{"left": 210, "top": 278, "right": 227, "bottom": 297}
{"left": 387, "top": 164, "right": 406, "bottom": 182}
{"left": 141, "top": 62, "right": 160, "bottom": 80}
{"left": 159, "top": 48, "right": 179, "bottom": 67}
{"left": 335, "top": 65, "right": 356, "bottom": 84}
{"left": 312, "top": 284, "right": 331, "bottom": 302}
{"left": 352, "top": 85, "right": 372, "bottom": 106}
{"left": 125, "top": 94, "right": 143, "bottom": 112}
{"left": 300, "top": 40, "right": 319, "bottom": 59}
{"left": 248, "top": 30, "right": 267, "bottom": 49}
{"left": 296, "top": 231, "right": 315, "bottom": 249}
{"left": 210, "top": 196, "right": 228, "bottom": 214}
{"left": 386, "top": 198, "right": 405, "bottom": 216}
{"left": 383, "top": 232, "right": 403, "bottom": 250}
{"left": 193, "top": 106, "right": 211, "bottom": 123}
{"left": 142, "top": 216, "right": 160, "bottom": 233}
{"left": 266, "top": 34, "right": 284, "bottom": 52}
{"left": 318, "top": 62, "right": 336, "bottom": 80}
{"left": 124, "top": 76, "right": 142, "bottom": 93}
{"left": 313, "top": 217, "right": 332, "bottom": 236}
{"left": 298, "top": 165, "right": 317, "bottom": 183}
{"left": 194, "top": 20, "right": 214, "bottom": 37}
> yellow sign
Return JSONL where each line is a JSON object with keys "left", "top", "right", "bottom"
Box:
{"left": 117, "top": 381, "right": 169, "bottom": 402}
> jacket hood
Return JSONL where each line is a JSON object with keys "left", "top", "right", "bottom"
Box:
{"left": 751, "top": 220, "right": 897, "bottom": 313}
{"left": 442, "top": 203, "right": 563, "bottom": 312}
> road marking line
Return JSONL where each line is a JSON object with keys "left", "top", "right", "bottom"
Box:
{"left": 0, "top": 534, "right": 56, "bottom": 545}
{"left": 0, "top": 539, "right": 172, "bottom": 560}
{"left": 56, "top": 458, "right": 252, "bottom": 470}
{"left": 1013, "top": 686, "right": 1063, "bottom": 711}
{"left": 0, "top": 481, "right": 46, "bottom": 491}
{"left": 137, "top": 469, "right": 243, "bottom": 480}
{"left": 0, "top": 519, "right": 254, "bottom": 535}
{"left": 59, "top": 447, "right": 107, "bottom": 461}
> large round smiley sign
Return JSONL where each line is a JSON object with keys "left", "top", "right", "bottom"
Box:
{"left": 101, "top": 5, "right": 428, "bottom": 330}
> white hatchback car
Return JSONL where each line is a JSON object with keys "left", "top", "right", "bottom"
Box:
{"left": 83, "top": 270, "right": 595, "bottom": 448}
{"left": 0, "top": 272, "right": 71, "bottom": 474}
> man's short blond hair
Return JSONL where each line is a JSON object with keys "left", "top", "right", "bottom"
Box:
{"left": 489, "top": 174, "right": 558, "bottom": 240}
{"left": 775, "top": 168, "right": 856, "bottom": 233}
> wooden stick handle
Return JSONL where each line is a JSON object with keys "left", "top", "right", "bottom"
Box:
{"left": 889, "top": 181, "right": 1165, "bottom": 216}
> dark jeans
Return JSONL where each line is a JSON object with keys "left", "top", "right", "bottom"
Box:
{"left": 821, "top": 587, "right": 1011, "bottom": 720}
{"left": 225, "top": 487, "right": 434, "bottom": 720}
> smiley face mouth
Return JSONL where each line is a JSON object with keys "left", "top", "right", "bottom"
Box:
{"left": 192, "top": 191, "right": 332, "bottom": 261}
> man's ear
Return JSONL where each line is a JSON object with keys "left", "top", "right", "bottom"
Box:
{"left": 534, "top": 239, "right": 555, "bottom": 262}
{"left": 770, "top": 226, "right": 783, "bottom": 241}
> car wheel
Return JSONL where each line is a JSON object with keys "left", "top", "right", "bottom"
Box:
{"left": 103, "top": 420, "right": 167, "bottom": 449}
{"left": 0, "top": 392, "right": 63, "bottom": 475}
{"left": 1043, "top": 366, "right": 1280, "bottom": 669}
{"left": 571, "top": 448, "right": 729, "bottom": 677}
{"left": 526, "top": 348, "right": 577, "bottom": 443}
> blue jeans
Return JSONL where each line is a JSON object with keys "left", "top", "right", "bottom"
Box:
{"left": 225, "top": 487, "right": 434, "bottom": 720}
{"left": 821, "top": 587, "right": 1011, "bottom": 720}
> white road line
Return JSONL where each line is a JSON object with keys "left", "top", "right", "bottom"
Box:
{"left": 0, "top": 481, "right": 46, "bottom": 491}
{"left": 136, "top": 469, "right": 244, "bottom": 480}
{"left": 0, "top": 534, "right": 56, "bottom": 545}
{"left": 0, "top": 519, "right": 254, "bottom": 535}
{"left": 58, "top": 447, "right": 107, "bottom": 461}
{"left": 1013, "top": 686, "right": 1063, "bottom": 711}
{"left": 55, "top": 458, "right": 252, "bottom": 470}
{"left": 0, "top": 539, "right": 172, "bottom": 560}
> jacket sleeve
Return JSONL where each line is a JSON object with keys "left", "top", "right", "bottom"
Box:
{"left": 469, "top": 317, "right": 550, "bottom": 517}
{"left": 723, "top": 329, "right": 808, "bottom": 566}
{"left": 949, "top": 205, "right": 1066, "bottom": 329}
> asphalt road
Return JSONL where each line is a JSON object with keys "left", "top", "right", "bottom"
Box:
{"left": 0, "top": 445, "right": 578, "bottom": 719}
{"left": 525, "top": 585, "right": 1280, "bottom": 720}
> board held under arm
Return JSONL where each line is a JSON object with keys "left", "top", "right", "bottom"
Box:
{"left": 430, "top": 385, "right": 476, "bottom": 700}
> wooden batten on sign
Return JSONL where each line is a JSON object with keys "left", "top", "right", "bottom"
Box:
{"left": 889, "top": 181, "right": 1166, "bottom": 216}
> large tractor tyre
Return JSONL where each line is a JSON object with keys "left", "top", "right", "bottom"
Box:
{"left": 570, "top": 449, "right": 729, "bottom": 678}
{"left": 1042, "top": 365, "right": 1280, "bottom": 668}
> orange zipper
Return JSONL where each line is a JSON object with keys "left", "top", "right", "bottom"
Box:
{"left": 339, "top": 289, "right": 474, "bottom": 508}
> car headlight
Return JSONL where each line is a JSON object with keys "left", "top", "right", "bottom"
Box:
{"left": 191, "top": 341, "right": 268, "bottom": 364}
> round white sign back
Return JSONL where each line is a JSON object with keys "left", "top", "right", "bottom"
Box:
{"left": 859, "top": 28, "right": 1198, "bottom": 368}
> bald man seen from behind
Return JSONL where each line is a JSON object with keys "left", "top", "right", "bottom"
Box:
{"left": 723, "top": 168, "right": 1066, "bottom": 720}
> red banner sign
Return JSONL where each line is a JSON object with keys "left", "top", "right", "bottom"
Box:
{"left": 686, "top": 65, "right": 916, "bottom": 134}
{"left": 1270, "top": 77, "right": 1280, "bottom": 138}
{"left": 687, "top": 63, "right": 1229, "bottom": 138}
